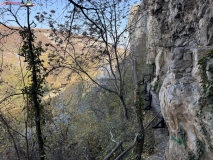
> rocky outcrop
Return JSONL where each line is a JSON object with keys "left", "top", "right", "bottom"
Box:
{"left": 129, "top": 0, "right": 213, "bottom": 159}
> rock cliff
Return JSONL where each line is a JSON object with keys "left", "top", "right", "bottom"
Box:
{"left": 129, "top": 0, "right": 213, "bottom": 159}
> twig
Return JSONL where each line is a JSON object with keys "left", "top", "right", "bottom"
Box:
{"left": 0, "top": 93, "right": 25, "bottom": 105}
{"left": 0, "top": 115, "right": 20, "bottom": 160}
{"left": 82, "top": 147, "right": 89, "bottom": 160}
{"left": 103, "top": 128, "right": 122, "bottom": 160}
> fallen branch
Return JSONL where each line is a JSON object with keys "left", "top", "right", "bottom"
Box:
{"left": 82, "top": 147, "right": 89, "bottom": 160}
{"left": 103, "top": 128, "right": 122, "bottom": 160}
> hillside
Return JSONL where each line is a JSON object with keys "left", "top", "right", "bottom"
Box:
{"left": 0, "top": 25, "right": 104, "bottom": 61}
{"left": 0, "top": 25, "right": 106, "bottom": 89}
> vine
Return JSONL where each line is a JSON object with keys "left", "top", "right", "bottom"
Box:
{"left": 19, "top": 27, "right": 47, "bottom": 157}
{"left": 178, "top": 128, "right": 188, "bottom": 149}
{"left": 153, "top": 80, "right": 162, "bottom": 93}
{"left": 171, "top": 135, "right": 184, "bottom": 146}
{"left": 171, "top": 127, "right": 205, "bottom": 160}
{"left": 200, "top": 122, "right": 213, "bottom": 152}
{"left": 197, "top": 50, "right": 213, "bottom": 153}
{"left": 19, "top": 27, "right": 46, "bottom": 125}
{"left": 187, "top": 138, "right": 205, "bottom": 160}
{"left": 198, "top": 50, "right": 213, "bottom": 113}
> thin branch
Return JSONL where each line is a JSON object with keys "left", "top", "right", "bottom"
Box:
{"left": 82, "top": 147, "right": 89, "bottom": 160}
{"left": 0, "top": 113, "right": 26, "bottom": 138}
{"left": 0, "top": 93, "right": 25, "bottom": 105}
{"left": 103, "top": 128, "right": 122, "bottom": 160}
{"left": 0, "top": 115, "right": 20, "bottom": 160}
{"left": 0, "top": 22, "right": 20, "bottom": 31}
{"left": 68, "top": 0, "right": 98, "bottom": 10}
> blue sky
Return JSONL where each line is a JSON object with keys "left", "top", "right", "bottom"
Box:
{"left": 1, "top": 0, "right": 74, "bottom": 29}
{"left": 1, "top": 0, "right": 141, "bottom": 29}
{"left": 0, "top": 0, "right": 141, "bottom": 48}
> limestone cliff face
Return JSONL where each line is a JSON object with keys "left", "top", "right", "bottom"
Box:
{"left": 129, "top": 0, "right": 213, "bottom": 159}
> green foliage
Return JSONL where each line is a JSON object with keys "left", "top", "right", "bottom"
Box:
{"left": 196, "top": 50, "right": 213, "bottom": 153}
{"left": 172, "top": 127, "right": 205, "bottom": 160}
{"left": 178, "top": 128, "right": 188, "bottom": 149}
{"left": 200, "top": 122, "right": 209, "bottom": 136}
{"left": 171, "top": 135, "right": 184, "bottom": 146}
{"left": 143, "top": 142, "right": 155, "bottom": 155}
{"left": 188, "top": 150, "right": 197, "bottom": 160}
{"left": 198, "top": 50, "right": 213, "bottom": 112}
{"left": 186, "top": 137, "right": 205, "bottom": 160}
{"left": 146, "top": 63, "right": 153, "bottom": 71}
{"left": 153, "top": 80, "right": 162, "bottom": 93}
{"left": 200, "top": 122, "right": 213, "bottom": 152}
{"left": 187, "top": 137, "right": 205, "bottom": 160}
{"left": 137, "top": 133, "right": 144, "bottom": 142}
{"left": 45, "top": 78, "right": 138, "bottom": 159}
{"left": 19, "top": 27, "right": 47, "bottom": 127}
{"left": 195, "top": 138, "right": 205, "bottom": 160}
{"left": 18, "top": 27, "right": 48, "bottom": 158}
{"left": 134, "top": 85, "right": 145, "bottom": 108}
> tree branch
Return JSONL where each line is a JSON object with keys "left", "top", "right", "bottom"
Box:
{"left": 103, "top": 128, "right": 122, "bottom": 160}
{"left": 82, "top": 147, "right": 89, "bottom": 160}
{"left": 0, "top": 93, "right": 25, "bottom": 105}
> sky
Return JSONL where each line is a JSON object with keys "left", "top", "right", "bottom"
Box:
{"left": 0, "top": 0, "right": 74, "bottom": 29}
{"left": 0, "top": 0, "right": 142, "bottom": 29}
{"left": 0, "top": 0, "right": 142, "bottom": 49}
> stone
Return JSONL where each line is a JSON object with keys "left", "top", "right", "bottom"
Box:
{"left": 191, "top": 47, "right": 213, "bottom": 83}
{"left": 178, "top": 60, "right": 192, "bottom": 72}
{"left": 185, "top": 67, "right": 192, "bottom": 73}
{"left": 207, "top": 27, "right": 213, "bottom": 45}
{"left": 174, "top": 73, "right": 183, "bottom": 79}
{"left": 171, "top": 69, "right": 178, "bottom": 73}
{"left": 206, "top": 58, "right": 213, "bottom": 80}
{"left": 182, "top": 73, "right": 191, "bottom": 77}
{"left": 199, "top": 24, "right": 208, "bottom": 45}
{"left": 198, "top": 3, "right": 207, "bottom": 18}
{"left": 183, "top": 52, "right": 192, "bottom": 61}
{"left": 155, "top": 48, "right": 165, "bottom": 76}
{"left": 188, "top": 41, "right": 197, "bottom": 47}
{"left": 174, "top": 38, "right": 185, "bottom": 47}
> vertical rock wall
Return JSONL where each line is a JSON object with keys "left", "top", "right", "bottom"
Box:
{"left": 129, "top": 0, "right": 213, "bottom": 159}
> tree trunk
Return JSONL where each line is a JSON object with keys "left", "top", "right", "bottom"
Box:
{"left": 27, "top": 7, "right": 45, "bottom": 160}
{"left": 119, "top": 95, "right": 128, "bottom": 120}
{"left": 133, "top": 59, "right": 144, "bottom": 159}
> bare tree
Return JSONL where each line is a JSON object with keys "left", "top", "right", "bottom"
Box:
{"left": 41, "top": 0, "right": 134, "bottom": 120}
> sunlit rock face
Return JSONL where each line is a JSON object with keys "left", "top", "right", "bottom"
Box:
{"left": 129, "top": 0, "right": 213, "bottom": 159}
{"left": 160, "top": 47, "right": 213, "bottom": 160}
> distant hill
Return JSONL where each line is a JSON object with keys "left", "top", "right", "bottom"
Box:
{"left": 0, "top": 25, "right": 106, "bottom": 61}
{"left": 0, "top": 25, "right": 125, "bottom": 90}
{"left": 0, "top": 25, "right": 103, "bottom": 91}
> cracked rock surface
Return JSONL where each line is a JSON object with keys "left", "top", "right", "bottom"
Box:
{"left": 129, "top": 0, "right": 213, "bottom": 159}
